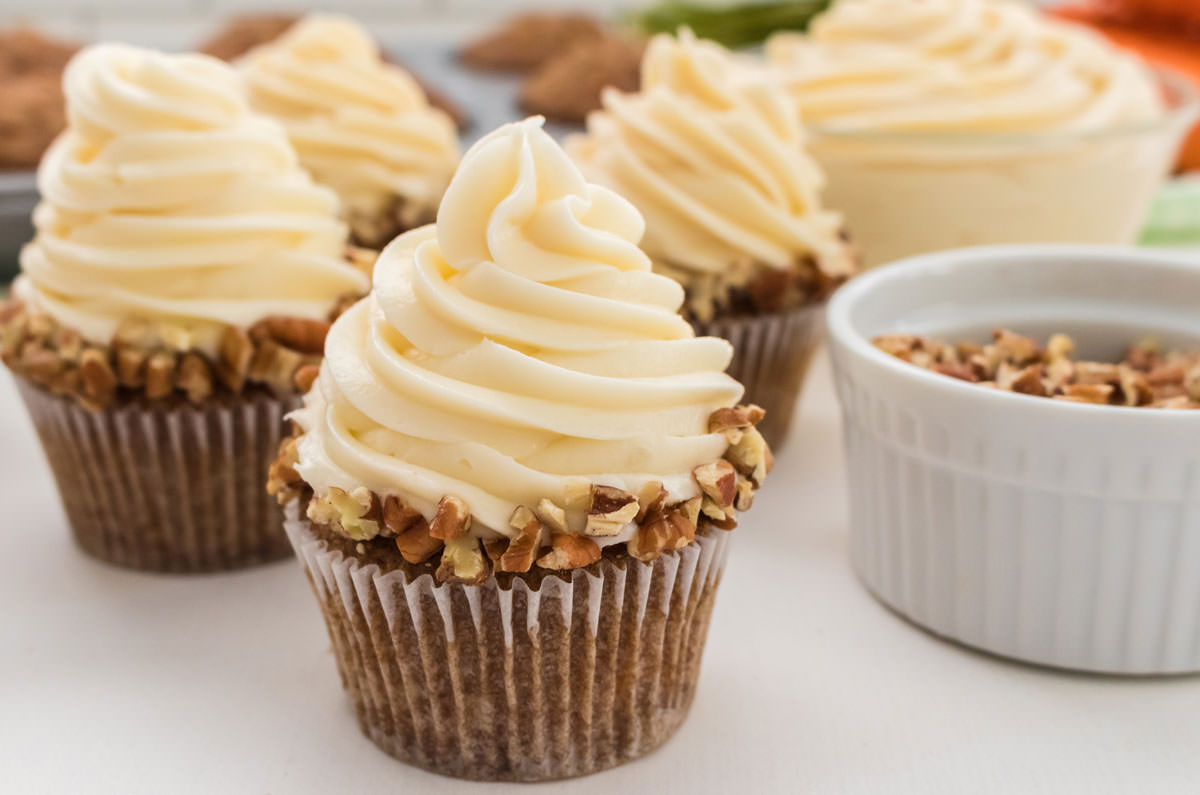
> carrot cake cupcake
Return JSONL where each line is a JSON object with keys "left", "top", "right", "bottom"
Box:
{"left": 568, "top": 30, "right": 857, "bottom": 446}
{"left": 270, "top": 117, "right": 772, "bottom": 780}
{"left": 240, "top": 14, "right": 460, "bottom": 249}
{"left": 1, "top": 43, "right": 368, "bottom": 571}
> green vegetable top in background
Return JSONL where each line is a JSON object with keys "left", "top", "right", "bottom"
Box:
{"left": 632, "top": 1, "right": 831, "bottom": 48}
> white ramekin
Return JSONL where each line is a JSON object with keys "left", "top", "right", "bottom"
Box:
{"left": 827, "top": 245, "right": 1200, "bottom": 674}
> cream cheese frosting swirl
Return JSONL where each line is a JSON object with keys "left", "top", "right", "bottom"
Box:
{"left": 766, "top": 0, "right": 1166, "bottom": 133}
{"left": 294, "top": 118, "right": 744, "bottom": 544}
{"left": 567, "top": 30, "right": 854, "bottom": 287}
{"left": 17, "top": 43, "right": 366, "bottom": 356}
{"left": 240, "top": 15, "right": 460, "bottom": 227}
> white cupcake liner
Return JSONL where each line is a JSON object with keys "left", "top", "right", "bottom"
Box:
{"left": 17, "top": 376, "right": 298, "bottom": 572}
{"left": 284, "top": 504, "right": 732, "bottom": 781}
{"left": 692, "top": 304, "right": 825, "bottom": 448}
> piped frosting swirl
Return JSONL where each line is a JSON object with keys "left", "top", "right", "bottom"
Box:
{"left": 567, "top": 31, "right": 855, "bottom": 310}
{"left": 766, "top": 0, "right": 1165, "bottom": 134}
{"left": 241, "top": 15, "right": 460, "bottom": 233}
{"left": 17, "top": 43, "right": 366, "bottom": 356}
{"left": 294, "top": 118, "right": 745, "bottom": 543}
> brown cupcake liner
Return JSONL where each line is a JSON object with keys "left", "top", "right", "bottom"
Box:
{"left": 692, "top": 303, "right": 826, "bottom": 449}
{"left": 284, "top": 503, "right": 732, "bottom": 782}
{"left": 16, "top": 375, "right": 298, "bottom": 572}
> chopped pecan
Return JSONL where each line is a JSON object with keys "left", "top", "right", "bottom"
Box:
{"left": 216, "top": 326, "right": 253, "bottom": 393}
{"left": 249, "top": 339, "right": 304, "bottom": 396}
{"left": 497, "top": 506, "right": 543, "bottom": 573}
{"left": 533, "top": 497, "right": 568, "bottom": 534}
{"left": 178, "top": 353, "right": 213, "bottom": 403}
{"left": 144, "top": 352, "right": 177, "bottom": 400}
{"left": 293, "top": 363, "right": 320, "bottom": 393}
{"left": 428, "top": 495, "right": 472, "bottom": 541}
{"left": 78, "top": 348, "right": 117, "bottom": 406}
{"left": 381, "top": 494, "right": 423, "bottom": 537}
{"left": 708, "top": 404, "right": 766, "bottom": 443}
{"left": 307, "top": 486, "right": 381, "bottom": 541}
{"left": 585, "top": 484, "right": 638, "bottom": 536}
{"left": 536, "top": 533, "right": 600, "bottom": 570}
{"left": 394, "top": 518, "right": 442, "bottom": 564}
{"left": 19, "top": 341, "right": 62, "bottom": 384}
{"left": 267, "top": 436, "right": 302, "bottom": 503}
{"left": 437, "top": 536, "right": 489, "bottom": 584}
{"left": 693, "top": 460, "right": 737, "bottom": 510}
{"left": 634, "top": 480, "right": 668, "bottom": 523}
{"left": 250, "top": 315, "right": 330, "bottom": 355}
{"left": 1063, "top": 383, "right": 1114, "bottom": 404}
{"left": 115, "top": 346, "right": 147, "bottom": 389}
{"left": 726, "top": 426, "right": 771, "bottom": 487}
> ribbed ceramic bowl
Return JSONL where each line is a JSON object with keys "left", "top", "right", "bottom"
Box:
{"left": 827, "top": 245, "right": 1200, "bottom": 675}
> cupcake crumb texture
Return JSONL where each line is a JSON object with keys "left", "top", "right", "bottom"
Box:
{"left": 875, "top": 328, "right": 1200, "bottom": 409}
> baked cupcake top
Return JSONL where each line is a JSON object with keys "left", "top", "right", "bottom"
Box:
{"left": 15, "top": 43, "right": 366, "bottom": 359}
{"left": 278, "top": 118, "right": 770, "bottom": 581}
{"left": 567, "top": 30, "right": 856, "bottom": 322}
{"left": 240, "top": 14, "right": 460, "bottom": 246}
{"left": 766, "top": 0, "right": 1165, "bottom": 134}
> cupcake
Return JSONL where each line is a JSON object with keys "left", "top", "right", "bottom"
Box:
{"left": 270, "top": 118, "right": 772, "bottom": 781}
{"left": 240, "top": 14, "right": 461, "bottom": 249}
{"left": 568, "top": 31, "right": 858, "bottom": 447}
{"left": 0, "top": 44, "right": 368, "bottom": 572}
{"left": 766, "top": 0, "right": 1196, "bottom": 267}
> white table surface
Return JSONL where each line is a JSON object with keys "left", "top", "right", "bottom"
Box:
{"left": 3, "top": 350, "right": 1200, "bottom": 795}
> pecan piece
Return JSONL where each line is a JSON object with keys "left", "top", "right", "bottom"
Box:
{"left": 144, "top": 352, "right": 177, "bottom": 400}
{"left": 536, "top": 533, "right": 600, "bottom": 570}
{"left": 266, "top": 437, "right": 302, "bottom": 504}
{"left": 307, "top": 486, "right": 381, "bottom": 540}
{"left": 533, "top": 497, "right": 569, "bottom": 534}
{"left": 79, "top": 348, "right": 117, "bottom": 407}
{"left": 293, "top": 363, "right": 320, "bottom": 393}
{"left": 585, "top": 485, "right": 638, "bottom": 536}
{"left": 251, "top": 315, "right": 330, "bottom": 355}
{"left": 707, "top": 404, "right": 766, "bottom": 443}
{"left": 216, "top": 326, "right": 253, "bottom": 393}
{"left": 395, "top": 518, "right": 443, "bottom": 564}
{"left": 178, "top": 353, "right": 213, "bottom": 403}
{"left": 726, "top": 426, "right": 771, "bottom": 487}
{"left": 428, "top": 495, "right": 472, "bottom": 541}
{"left": 115, "top": 346, "right": 147, "bottom": 389}
{"left": 381, "top": 494, "right": 423, "bottom": 537}
{"left": 497, "top": 506, "right": 543, "bottom": 573}
{"left": 693, "top": 460, "right": 736, "bottom": 510}
{"left": 437, "top": 536, "right": 489, "bottom": 584}
{"left": 1063, "top": 383, "right": 1114, "bottom": 404}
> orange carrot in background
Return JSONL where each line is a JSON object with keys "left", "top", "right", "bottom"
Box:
{"left": 1052, "top": 4, "right": 1200, "bottom": 172}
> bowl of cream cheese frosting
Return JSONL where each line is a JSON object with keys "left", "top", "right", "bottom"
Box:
{"left": 767, "top": 0, "right": 1200, "bottom": 268}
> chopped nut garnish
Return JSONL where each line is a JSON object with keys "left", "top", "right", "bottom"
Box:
{"left": 693, "top": 460, "right": 737, "bottom": 510}
{"left": 585, "top": 485, "right": 638, "bottom": 536}
{"left": 394, "top": 518, "right": 442, "bottom": 564}
{"left": 428, "top": 495, "right": 471, "bottom": 541}
{"left": 536, "top": 533, "right": 601, "bottom": 570}
{"left": 533, "top": 497, "right": 569, "bottom": 534}
{"left": 307, "top": 486, "right": 381, "bottom": 541}
{"left": 874, "top": 328, "right": 1200, "bottom": 409}
{"left": 293, "top": 363, "right": 320, "bottom": 393}
{"left": 498, "top": 506, "right": 542, "bottom": 573}
{"left": 437, "top": 536, "right": 489, "bottom": 584}
{"left": 381, "top": 494, "right": 423, "bottom": 537}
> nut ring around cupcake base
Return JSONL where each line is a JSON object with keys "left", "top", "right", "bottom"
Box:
{"left": 692, "top": 303, "right": 826, "bottom": 449}
{"left": 284, "top": 504, "right": 732, "bottom": 782}
{"left": 16, "top": 376, "right": 298, "bottom": 572}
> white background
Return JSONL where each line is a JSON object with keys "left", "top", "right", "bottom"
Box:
{"left": 5, "top": 353, "right": 1200, "bottom": 794}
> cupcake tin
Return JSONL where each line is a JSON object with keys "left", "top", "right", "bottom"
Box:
{"left": 827, "top": 244, "right": 1200, "bottom": 674}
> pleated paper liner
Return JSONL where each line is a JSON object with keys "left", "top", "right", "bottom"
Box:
{"left": 284, "top": 504, "right": 733, "bottom": 782}
{"left": 692, "top": 303, "right": 826, "bottom": 449}
{"left": 16, "top": 375, "right": 298, "bottom": 572}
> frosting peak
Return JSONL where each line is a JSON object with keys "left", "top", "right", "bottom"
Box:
{"left": 18, "top": 43, "right": 366, "bottom": 356}
{"left": 241, "top": 15, "right": 460, "bottom": 240}
{"left": 294, "top": 118, "right": 744, "bottom": 542}
{"left": 567, "top": 31, "right": 855, "bottom": 311}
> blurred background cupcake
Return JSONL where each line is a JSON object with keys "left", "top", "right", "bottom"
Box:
{"left": 569, "top": 30, "right": 858, "bottom": 447}
{"left": 239, "top": 15, "right": 461, "bottom": 249}
{"left": 1, "top": 44, "right": 368, "bottom": 571}
{"left": 273, "top": 118, "right": 772, "bottom": 781}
